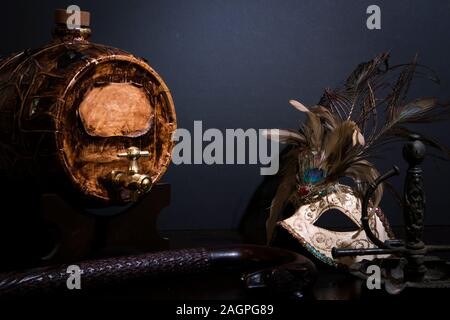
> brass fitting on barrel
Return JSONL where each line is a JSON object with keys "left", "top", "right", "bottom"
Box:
{"left": 109, "top": 147, "right": 152, "bottom": 201}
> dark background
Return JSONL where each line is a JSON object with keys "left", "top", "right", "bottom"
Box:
{"left": 1, "top": 0, "right": 449, "bottom": 230}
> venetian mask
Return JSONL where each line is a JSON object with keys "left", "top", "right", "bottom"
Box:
{"left": 269, "top": 146, "right": 392, "bottom": 267}
{"left": 280, "top": 183, "right": 392, "bottom": 266}
{"left": 263, "top": 53, "right": 444, "bottom": 267}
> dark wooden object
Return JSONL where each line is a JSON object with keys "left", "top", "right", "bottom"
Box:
{"left": 0, "top": 182, "right": 171, "bottom": 272}
{"left": 0, "top": 11, "right": 176, "bottom": 205}
{"left": 0, "top": 245, "right": 317, "bottom": 299}
{"left": 332, "top": 135, "right": 450, "bottom": 293}
{"left": 40, "top": 183, "right": 171, "bottom": 265}
{"left": 402, "top": 135, "right": 427, "bottom": 280}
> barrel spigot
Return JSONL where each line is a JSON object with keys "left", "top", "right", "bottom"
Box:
{"left": 109, "top": 147, "right": 152, "bottom": 201}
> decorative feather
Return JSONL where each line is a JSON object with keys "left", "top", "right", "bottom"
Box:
{"left": 289, "top": 99, "right": 310, "bottom": 113}
{"left": 262, "top": 129, "right": 305, "bottom": 145}
{"left": 266, "top": 148, "right": 300, "bottom": 243}
{"left": 302, "top": 110, "right": 323, "bottom": 152}
{"left": 264, "top": 53, "right": 450, "bottom": 241}
{"left": 311, "top": 105, "right": 339, "bottom": 131}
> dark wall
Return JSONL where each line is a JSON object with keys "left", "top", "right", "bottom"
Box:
{"left": 1, "top": 0, "right": 449, "bottom": 229}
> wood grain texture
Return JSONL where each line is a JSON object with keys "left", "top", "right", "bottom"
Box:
{"left": 0, "top": 38, "right": 176, "bottom": 204}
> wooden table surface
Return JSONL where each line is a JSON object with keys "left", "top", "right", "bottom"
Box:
{"left": 158, "top": 227, "right": 450, "bottom": 300}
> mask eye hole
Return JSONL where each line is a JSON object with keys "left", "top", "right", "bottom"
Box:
{"left": 313, "top": 208, "right": 360, "bottom": 232}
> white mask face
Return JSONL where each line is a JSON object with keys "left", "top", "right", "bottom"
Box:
{"left": 279, "top": 184, "right": 392, "bottom": 266}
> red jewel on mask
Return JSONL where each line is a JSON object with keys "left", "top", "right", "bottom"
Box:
{"left": 298, "top": 186, "right": 310, "bottom": 196}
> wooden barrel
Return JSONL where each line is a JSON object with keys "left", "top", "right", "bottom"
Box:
{"left": 0, "top": 13, "right": 176, "bottom": 205}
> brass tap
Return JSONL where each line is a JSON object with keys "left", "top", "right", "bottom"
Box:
{"left": 109, "top": 147, "right": 152, "bottom": 201}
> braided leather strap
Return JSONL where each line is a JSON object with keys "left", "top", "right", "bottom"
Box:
{"left": 0, "top": 248, "right": 210, "bottom": 296}
{"left": 0, "top": 245, "right": 317, "bottom": 297}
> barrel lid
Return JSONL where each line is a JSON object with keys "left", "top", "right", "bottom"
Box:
{"left": 54, "top": 8, "right": 90, "bottom": 27}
